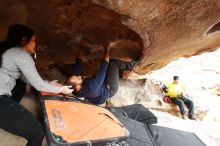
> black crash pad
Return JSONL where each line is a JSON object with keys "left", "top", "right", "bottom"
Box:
{"left": 108, "top": 104, "right": 158, "bottom": 125}
{"left": 148, "top": 125, "right": 206, "bottom": 146}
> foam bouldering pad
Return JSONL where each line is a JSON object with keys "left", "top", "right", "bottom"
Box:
{"left": 40, "top": 96, "right": 129, "bottom": 146}
{"left": 38, "top": 93, "right": 205, "bottom": 146}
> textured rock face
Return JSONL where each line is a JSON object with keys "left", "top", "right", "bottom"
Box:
{"left": 93, "top": 0, "right": 220, "bottom": 73}
{"left": 1, "top": 0, "right": 220, "bottom": 74}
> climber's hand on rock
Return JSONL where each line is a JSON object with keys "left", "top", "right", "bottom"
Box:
{"left": 103, "top": 42, "right": 111, "bottom": 51}
{"left": 103, "top": 42, "right": 110, "bottom": 62}
{"left": 60, "top": 86, "right": 74, "bottom": 94}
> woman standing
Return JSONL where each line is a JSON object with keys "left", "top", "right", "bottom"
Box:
{"left": 0, "top": 24, "right": 73, "bottom": 146}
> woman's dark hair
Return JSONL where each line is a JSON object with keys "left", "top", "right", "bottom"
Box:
{"left": 0, "top": 24, "right": 35, "bottom": 67}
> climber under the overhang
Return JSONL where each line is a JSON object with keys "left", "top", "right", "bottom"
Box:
{"left": 67, "top": 39, "right": 139, "bottom": 105}
{"left": 167, "top": 76, "right": 196, "bottom": 120}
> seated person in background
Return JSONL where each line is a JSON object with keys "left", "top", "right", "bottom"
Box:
{"left": 67, "top": 40, "right": 139, "bottom": 105}
{"left": 167, "top": 76, "right": 196, "bottom": 120}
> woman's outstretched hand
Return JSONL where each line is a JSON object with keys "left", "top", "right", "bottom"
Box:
{"left": 60, "top": 86, "right": 74, "bottom": 94}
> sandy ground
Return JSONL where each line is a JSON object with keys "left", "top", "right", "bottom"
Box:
{"left": 0, "top": 129, "right": 47, "bottom": 146}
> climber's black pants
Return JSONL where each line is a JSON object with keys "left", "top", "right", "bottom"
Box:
{"left": 171, "top": 96, "right": 194, "bottom": 116}
{"left": 0, "top": 95, "right": 44, "bottom": 146}
{"left": 105, "top": 59, "right": 133, "bottom": 97}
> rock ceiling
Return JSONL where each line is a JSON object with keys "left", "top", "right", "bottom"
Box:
{"left": 1, "top": 0, "right": 220, "bottom": 75}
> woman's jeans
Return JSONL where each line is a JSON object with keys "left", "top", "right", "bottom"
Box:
{"left": 171, "top": 96, "right": 194, "bottom": 116}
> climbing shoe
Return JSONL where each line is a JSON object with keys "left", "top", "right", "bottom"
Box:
{"left": 182, "top": 114, "right": 187, "bottom": 120}
{"left": 130, "top": 60, "right": 140, "bottom": 68}
{"left": 188, "top": 114, "right": 196, "bottom": 120}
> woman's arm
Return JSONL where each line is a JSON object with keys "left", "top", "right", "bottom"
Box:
{"left": 19, "top": 74, "right": 30, "bottom": 84}
{"left": 15, "top": 51, "right": 61, "bottom": 93}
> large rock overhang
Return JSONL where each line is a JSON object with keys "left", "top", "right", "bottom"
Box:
{"left": 1, "top": 0, "right": 220, "bottom": 75}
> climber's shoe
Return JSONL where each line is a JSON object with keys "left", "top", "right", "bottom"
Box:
{"left": 182, "top": 114, "right": 187, "bottom": 120}
{"left": 188, "top": 114, "right": 196, "bottom": 120}
{"left": 130, "top": 60, "right": 140, "bottom": 68}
